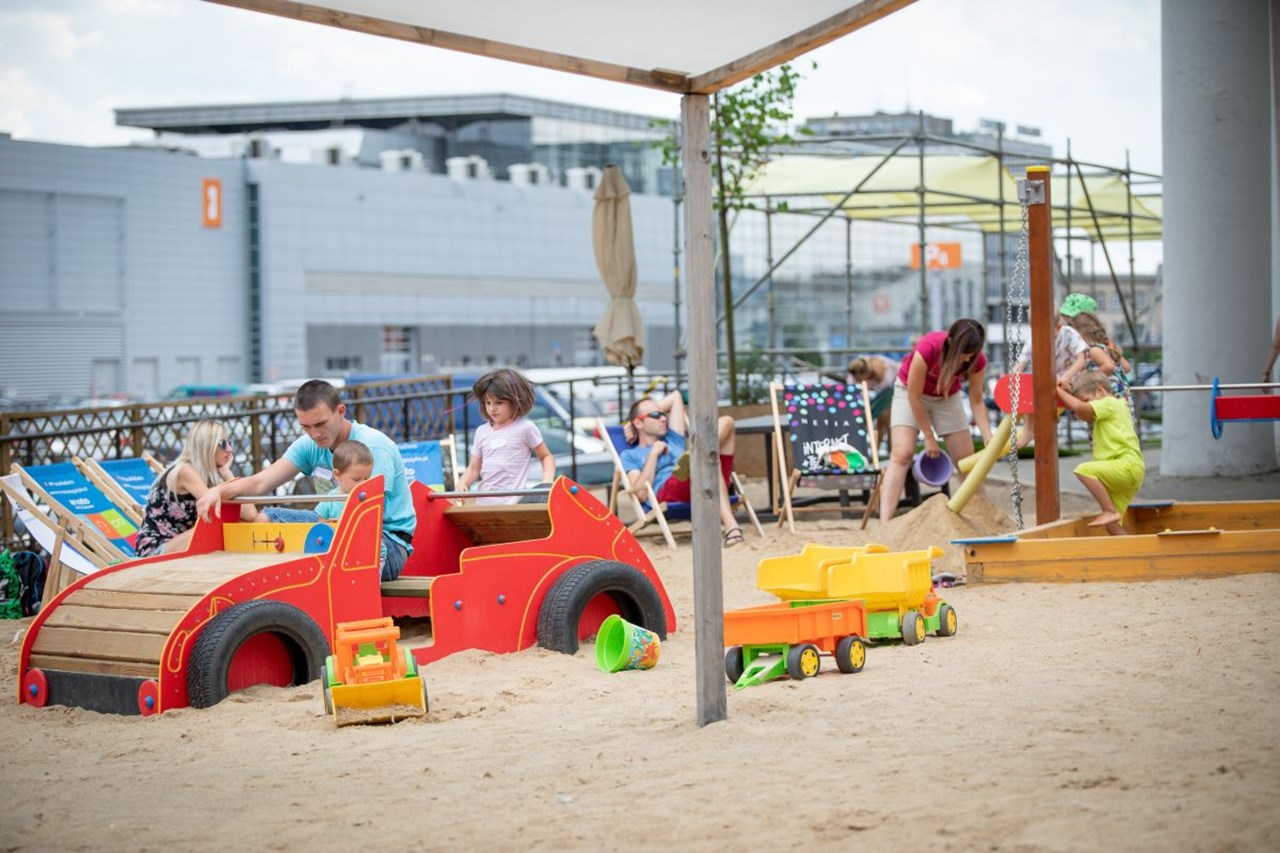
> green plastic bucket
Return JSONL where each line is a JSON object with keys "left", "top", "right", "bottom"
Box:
{"left": 595, "top": 614, "right": 661, "bottom": 672}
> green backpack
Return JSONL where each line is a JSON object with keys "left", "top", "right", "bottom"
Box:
{"left": 0, "top": 551, "right": 23, "bottom": 620}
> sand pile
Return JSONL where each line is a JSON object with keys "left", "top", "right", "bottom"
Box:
{"left": 874, "top": 492, "right": 1016, "bottom": 577}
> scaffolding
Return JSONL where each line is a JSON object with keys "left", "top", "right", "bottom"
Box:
{"left": 699, "top": 113, "right": 1161, "bottom": 369}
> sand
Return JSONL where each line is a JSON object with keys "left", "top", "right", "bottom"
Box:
{"left": 1, "top": 493, "right": 1277, "bottom": 852}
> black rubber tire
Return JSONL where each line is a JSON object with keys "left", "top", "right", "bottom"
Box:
{"left": 724, "top": 646, "right": 746, "bottom": 685}
{"left": 187, "top": 600, "right": 330, "bottom": 709}
{"left": 936, "top": 603, "right": 958, "bottom": 637}
{"left": 786, "top": 643, "right": 821, "bottom": 680}
{"left": 902, "top": 610, "right": 926, "bottom": 646}
{"left": 536, "top": 560, "right": 667, "bottom": 655}
{"left": 835, "top": 635, "right": 866, "bottom": 674}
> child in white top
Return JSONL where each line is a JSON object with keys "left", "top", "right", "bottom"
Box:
{"left": 1011, "top": 292, "right": 1093, "bottom": 448}
{"left": 456, "top": 369, "right": 555, "bottom": 505}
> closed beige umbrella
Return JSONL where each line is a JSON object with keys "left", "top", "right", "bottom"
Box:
{"left": 591, "top": 165, "right": 644, "bottom": 374}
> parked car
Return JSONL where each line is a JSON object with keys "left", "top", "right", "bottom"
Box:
{"left": 527, "top": 429, "right": 614, "bottom": 487}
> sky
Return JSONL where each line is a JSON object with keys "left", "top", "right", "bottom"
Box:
{"left": 1, "top": 0, "right": 1162, "bottom": 174}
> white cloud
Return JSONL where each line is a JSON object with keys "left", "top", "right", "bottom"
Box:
{"left": 0, "top": 0, "right": 1161, "bottom": 170}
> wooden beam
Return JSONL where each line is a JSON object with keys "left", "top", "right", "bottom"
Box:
{"left": 962, "top": 530, "right": 1280, "bottom": 583}
{"left": 689, "top": 0, "right": 918, "bottom": 93}
{"left": 1025, "top": 165, "right": 1060, "bottom": 523}
{"left": 681, "top": 93, "right": 727, "bottom": 727}
{"left": 204, "top": 0, "right": 691, "bottom": 93}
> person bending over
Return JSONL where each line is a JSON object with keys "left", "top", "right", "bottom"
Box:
{"left": 879, "top": 318, "right": 993, "bottom": 522}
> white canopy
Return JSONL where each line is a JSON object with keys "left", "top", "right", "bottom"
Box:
{"left": 207, "top": 0, "right": 915, "bottom": 94}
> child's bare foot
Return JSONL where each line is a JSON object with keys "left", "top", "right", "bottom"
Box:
{"left": 1105, "top": 522, "right": 1127, "bottom": 536}
{"left": 1087, "top": 512, "right": 1121, "bottom": 528}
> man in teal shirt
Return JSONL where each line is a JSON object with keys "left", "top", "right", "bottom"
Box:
{"left": 196, "top": 380, "right": 414, "bottom": 579}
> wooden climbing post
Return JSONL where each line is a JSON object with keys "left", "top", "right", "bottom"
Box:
{"left": 1025, "top": 165, "right": 1060, "bottom": 524}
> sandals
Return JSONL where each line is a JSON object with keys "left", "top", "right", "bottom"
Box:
{"left": 722, "top": 527, "right": 745, "bottom": 548}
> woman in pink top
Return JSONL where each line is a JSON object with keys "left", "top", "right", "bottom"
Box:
{"left": 456, "top": 369, "right": 556, "bottom": 505}
{"left": 879, "top": 318, "right": 993, "bottom": 521}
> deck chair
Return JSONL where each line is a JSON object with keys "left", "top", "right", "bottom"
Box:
{"left": 770, "top": 381, "right": 883, "bottom": 533}
{"left": 399, "top": 436, "right": 459, "bottom": 492}
{"left": 0, "top": 465, "right": 138, "bottom": 606}
{"left": 74, "top": 452, "right": 163, "bottom": 522}
{"left": 599, "top": 418, "right": 763, "bottom": 550}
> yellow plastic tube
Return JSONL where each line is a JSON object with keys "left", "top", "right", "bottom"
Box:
{"left": 948, "top": 414, "right": 1013, "bottom": 514}
{"left": 956, "top": 430, "right": 1014, "bottom": 474}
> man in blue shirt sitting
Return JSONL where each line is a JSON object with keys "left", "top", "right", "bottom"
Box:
{"left": 195, "top": 380, "right": 415, "bottom": 579}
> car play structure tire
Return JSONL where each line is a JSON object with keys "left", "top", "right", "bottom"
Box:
{"left": 187, "top": 600, "right": 330, "bottom": 709}
{"left": 536, "top": 560, "right": 667, "bottom": 655}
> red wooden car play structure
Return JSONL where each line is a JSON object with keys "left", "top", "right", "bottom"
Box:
{"left": 17, "top": 477, "right": 675, "bottom": 716}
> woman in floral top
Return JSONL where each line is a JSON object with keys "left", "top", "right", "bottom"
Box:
{"left": 135, "top": 420, "right": 256, "bottom": 556}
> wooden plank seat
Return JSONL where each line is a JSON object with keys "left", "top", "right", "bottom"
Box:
{"left": 380, "top": 576, "right": 434, "bottom": 597}
{"left": 442, "top": 503, "right": 552, "bottom": 545}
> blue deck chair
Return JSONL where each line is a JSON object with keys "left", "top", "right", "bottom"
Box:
{"left": 398, "top": 436, "right": 458, "bottom": 492}
{"left": 75, "top": 453, "right": 163, "bottom": 522}
{"left": 599, "top": 419, "right": 762, "bottom": 550}
{"left": 3, "top": 462, "right": 139, "bottom": 568}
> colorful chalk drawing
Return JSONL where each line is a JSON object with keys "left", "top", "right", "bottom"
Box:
{"left": 782, "top": 383, "right": 874, "bottom": 474}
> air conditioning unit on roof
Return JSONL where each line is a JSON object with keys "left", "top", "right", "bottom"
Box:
{"left": 565, "top": 166, "right": 602, "bottom": 191}
{"left": 508, "top": 163, "right": 550, "bottom": 186}
{"left": 445, "top": 155, "right": 493, "bottom": 181}
{"left": 380, "top": 149, "right": 425, "bottom": 172}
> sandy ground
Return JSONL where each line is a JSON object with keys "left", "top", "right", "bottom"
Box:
{"left": 1, "top": 488, "right": 1278, "bottom": 852}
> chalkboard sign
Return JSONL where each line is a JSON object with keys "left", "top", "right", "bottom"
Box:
{"left": 777, "top": 383, "right": 877, "bottom": 475}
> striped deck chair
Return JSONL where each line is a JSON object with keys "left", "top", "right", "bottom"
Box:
{"left": 74, "top": 452, "right": 164, "bottom": 522}
{"left": 599, "top": 418, "right": 762, "bottom": 550}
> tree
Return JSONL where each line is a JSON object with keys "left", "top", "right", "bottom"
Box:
{"left": 654, "top": 63, "right": 812, "bottom": 403}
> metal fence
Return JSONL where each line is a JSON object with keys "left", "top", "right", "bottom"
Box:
{"left": 0, "top": 375, "right": 458, "bottom": 552}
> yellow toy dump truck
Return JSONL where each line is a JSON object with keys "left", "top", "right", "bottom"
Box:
{"left": 755, "top": 544, "right": 955, "bottom": 645}
{"left": 321, "top": 617, "right": 427, "bottom": 726}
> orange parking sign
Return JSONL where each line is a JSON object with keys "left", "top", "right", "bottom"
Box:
{"left": 910, "top": 242, "right": 961, "bottom": 269}
{"left": 202, "top": 178, "right": 222, "bottom": 228}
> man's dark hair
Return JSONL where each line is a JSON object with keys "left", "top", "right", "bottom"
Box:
{"left": 294, "top": 380, "right": 343, "bottom": 412}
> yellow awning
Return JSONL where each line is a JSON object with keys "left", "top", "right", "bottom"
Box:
{"left": 746, "top": 153, "right": 1162, "bottom": 241}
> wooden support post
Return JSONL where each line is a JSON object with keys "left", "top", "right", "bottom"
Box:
{"left": 1026, "top": 165, "right": 1060, "bottom": 524}
{"left": 681, "top": 93, "right": 726, "bottom": 727}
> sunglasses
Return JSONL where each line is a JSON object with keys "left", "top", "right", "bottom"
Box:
{"left": 641, "top": 411, "right": 667, "bottom": 420}
{"left": 217, "top": 438, "right": 233, "bottom": 451}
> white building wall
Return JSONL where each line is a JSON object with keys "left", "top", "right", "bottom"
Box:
{"left": 0, "top": 137, "right": 247, "bottom": 400}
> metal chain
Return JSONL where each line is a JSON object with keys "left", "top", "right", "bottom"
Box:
{"left": 1005, "top": 184, "right": 1032, "bottom": 530}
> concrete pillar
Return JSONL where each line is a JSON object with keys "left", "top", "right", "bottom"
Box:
{"left": 1162, "top": 0, "right": 1276, "bottom": 475}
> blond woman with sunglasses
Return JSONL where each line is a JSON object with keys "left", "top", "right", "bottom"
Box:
{"left": 135, "top": 420, "right": 256, "bottom": 556}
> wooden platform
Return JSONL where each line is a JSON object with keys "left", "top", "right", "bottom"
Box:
{"left": 957, "top": 501, "right": 1280, "bottom": 583}
{"left": 27, "top": 552, "right": 286, "bottom": 678}
{"left": 443, "top": 503, "right": 551, "bottom": 545}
